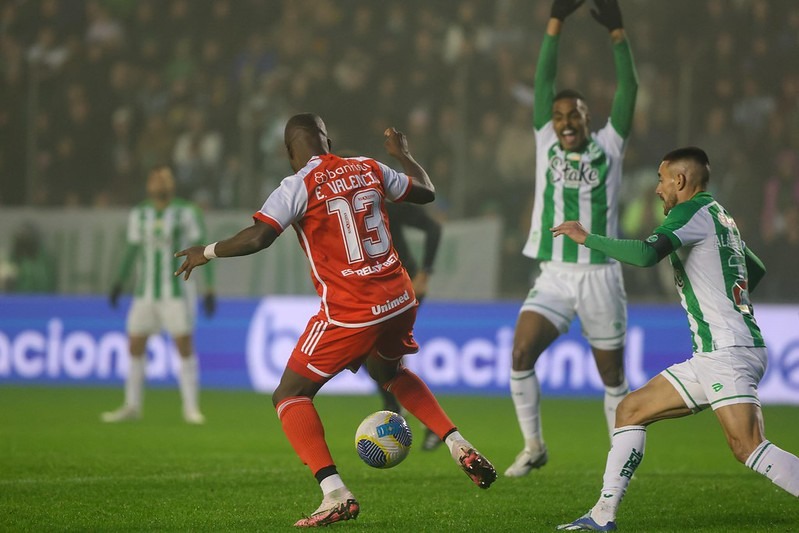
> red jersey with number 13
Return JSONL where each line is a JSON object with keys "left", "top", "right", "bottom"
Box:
{"left": 254, "top": 154, "right": 416, "bottom": 327}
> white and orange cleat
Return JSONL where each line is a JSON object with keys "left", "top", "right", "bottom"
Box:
{"left": 294, "top": 489, "right": 360, "bottom": 528}
{"left": 451, "top": 441, "right": 497, "bottom": 489}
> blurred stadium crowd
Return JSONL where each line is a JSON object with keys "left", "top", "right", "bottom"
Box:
{"left": 0, "top": 0, "right": 797, "bottom": 301}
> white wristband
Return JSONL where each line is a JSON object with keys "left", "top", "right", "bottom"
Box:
{"left": 203, "top": 242, "right": 218, "bottom": 260}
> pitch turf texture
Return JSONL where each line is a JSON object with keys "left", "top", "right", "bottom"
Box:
{"left": 1, "top": 387, "right": 796, "bottom": 532}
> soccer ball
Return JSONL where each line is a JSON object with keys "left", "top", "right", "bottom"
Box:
{"left": 354, "top": 410, "right": 412, "bottom": 468}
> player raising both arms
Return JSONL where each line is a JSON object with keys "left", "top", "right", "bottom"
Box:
{"left": 174, "top": 113, "right": 496, "bottom": 527}
{"left": 506, "top": 0, "right": 638, "bottom": 477}
{"left": 553, "top": 147, "right": 799, "bottom": 531}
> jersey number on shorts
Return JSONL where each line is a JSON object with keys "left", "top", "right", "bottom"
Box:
{"left": 326, "top": 189, "right": 390, "bottom": 263}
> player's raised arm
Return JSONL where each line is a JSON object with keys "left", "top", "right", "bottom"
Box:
{"left": 383, "top": 127, "right": 435, "bottom": 204}
{"left": 174, "top": 219, "right": 278, "bottom": 280}
{"left": 591, "top": 0, "right": 638, "bottom": 138}
{"left": 534, "top": 0, "right": 585, "bottom": 130}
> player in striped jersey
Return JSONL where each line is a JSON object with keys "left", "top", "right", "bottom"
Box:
{"left": 174, "top": 114, "right": 496, "bottom": 527}
{"left": 507, "top": 0, "right": 638, "bottom": 477}
{"left": 553, "top": 147, "right": 799, "bottom": 531}
{"left": 102, "top": 165, "right": 215, "bottom": 425}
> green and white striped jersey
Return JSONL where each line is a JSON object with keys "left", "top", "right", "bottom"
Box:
{"left": 125, "top": 199, "right": 206, "bottom": 300}
{"left": 652, "top": 192, "right": 764, "bottom": 352}
{"left": 523, "top": 123, "right": 626, "bottom": 264}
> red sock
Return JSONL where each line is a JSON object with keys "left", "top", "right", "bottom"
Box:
{"left": 275, "top": 396, "right": 334, "bottom": 475}
{"left": 384, "top": 367, "right": 456, "bottom": 439}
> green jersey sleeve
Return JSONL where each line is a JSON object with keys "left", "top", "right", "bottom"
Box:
{"left": 608, "top": 39, "right": 638, "bottom": 139}
{"left": 116, "top": 243, "right": 140, "bottom": 284}
{"left": 744, "top": 245, "right": 766, "bottom": 293}
{"left": 584, "top": 234, "right": 659, "bottom": 267}
{"left": 533, "top": 34, "right": 559, "bottom": 130}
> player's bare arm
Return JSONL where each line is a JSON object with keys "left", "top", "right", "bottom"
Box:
{"left": 550, "top": 221, "right": 589, "bottom": 244}
{"left": 383, "top": 127, "right": 435, "bottom": 204}
{"left": 175, "top": 220, "right": 278, "bottom": 280}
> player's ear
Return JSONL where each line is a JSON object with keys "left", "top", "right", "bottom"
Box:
{"left": 327, "top": 138, "right": 332, "bottom": 151}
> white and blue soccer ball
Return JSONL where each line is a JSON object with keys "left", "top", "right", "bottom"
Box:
{"left": 355, "top": 410, "right": 412, "bottom": 469}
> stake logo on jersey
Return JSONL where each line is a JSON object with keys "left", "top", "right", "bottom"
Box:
{"left": 652, "top": 192, "right": 764, "bottom": 353}
{"left": 548, "top": 142, "right": 603, "bottom": 189}
{"left": 254, "top": 154, "right": 415, "bottom": 327}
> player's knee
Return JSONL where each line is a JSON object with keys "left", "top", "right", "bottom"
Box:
{"left": 366, "top": 357, "right": 400, "bottom": 388}
{"left": 511, "top": 342, "right": 541, "bottom": 370}
{"left": 271, "top": 387, "right": 286, "bottom": 408}
{"left": 271, "top": 379, "right": 318, "bottom": 408}
{"left": 615, "top": 396, "right": 644, "bottom": 427}
{"left": 378, "top": 364, "right": 407, "bottom": 389}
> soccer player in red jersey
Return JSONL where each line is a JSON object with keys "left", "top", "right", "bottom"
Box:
{"left": 175, "top": 113, "right": 496, "bottom": 527}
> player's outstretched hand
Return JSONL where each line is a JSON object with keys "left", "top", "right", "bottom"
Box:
{"left": 590, "top": 0, "right": 623, "bottom": 31}
{"left": 551, "top": 0, "right": 586, "bottom": 21}
{"left": 109, "top": 282, "right": 122, "bottom": 308}
{"left": 384, "top": 127, "right": 410, "bottom": 159}
{"left": 203, "top": 292, "right": 216, "bottom": 317}
{"left": 550, "top": 221, "right": 589, "bottom": 244}
{"left": 174, "top": 246, "right": 208, "bottom": 281}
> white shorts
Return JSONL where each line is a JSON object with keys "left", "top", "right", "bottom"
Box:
{"left": 520, "top": 261, "right": 627, "bottom": 350}
{"left": 126, "top": 297, "right": 195, "bottom": 337}
{"left": 661, "top": 346, "right": 767, "bottom": 412}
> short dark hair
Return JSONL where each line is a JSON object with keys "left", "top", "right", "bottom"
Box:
{"left": 662, "top": 146, "right": 711, "bottom": 185}
{"left": 554, "top": 89, "right": 587, "bottom": 103}
{"left": 286, "top": 112, "right": 323, "bottom": 132}
{"left": 148, "top": 163, "right": 173, "bottom": 175}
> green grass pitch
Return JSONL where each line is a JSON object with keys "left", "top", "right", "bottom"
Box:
{"left": 1, "top": 386, "right": 797, "bottom": 532}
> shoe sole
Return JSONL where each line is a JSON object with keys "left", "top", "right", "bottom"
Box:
{"left": 459, "top": 449, "right": 497, "bottom": 489}
{"left": 556, "top": 516, "right": 617, "bottom": 531}
{"left": 294, "top": 499, "right": 359, "bottom": 527}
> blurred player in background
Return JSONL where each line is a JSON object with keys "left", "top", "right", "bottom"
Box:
{"left": 102, "top": 165, "right": 215, "bottom": 425}
{"left": 379, "top": 201, "right": 443, "bottom": 450}
{"left": 174, "top": 114, "right": 496, "bottom": 527}
{"left": 553, "top": 147, "right": 799, "bottom": 531}
{"left": 506, "top": 0, "right": 638, "bottom": 478}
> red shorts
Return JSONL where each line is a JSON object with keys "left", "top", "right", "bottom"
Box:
{"left": 287, "top": 307, "right": 419, "bottom": 383}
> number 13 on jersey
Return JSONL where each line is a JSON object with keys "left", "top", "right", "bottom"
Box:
{"left": 327, "top": 189, "right": 391, "bottom": 264}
